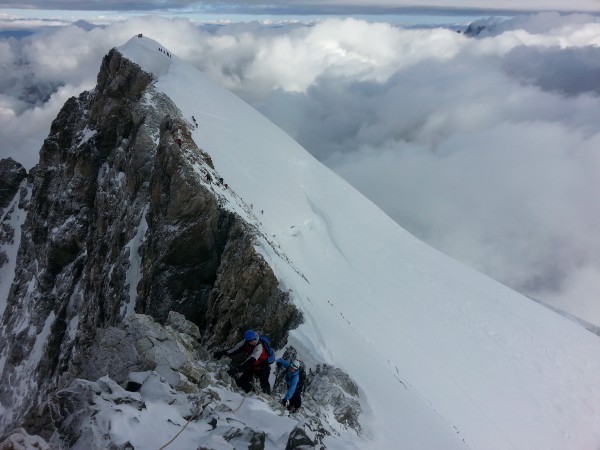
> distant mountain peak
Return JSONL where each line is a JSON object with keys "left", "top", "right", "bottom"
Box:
{"left": 71, "top": 19, "right": 96, "bottom": 31}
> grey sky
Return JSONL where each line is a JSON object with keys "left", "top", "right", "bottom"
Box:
{"left": 0, "top": 0, "right": 599, "bottom": 14}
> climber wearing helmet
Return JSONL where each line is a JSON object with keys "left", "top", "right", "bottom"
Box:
{"left": 213, "top": 330, "right": 271, "bottom": 394}
{"left": 276, "top": 358, "right": 304, "bottom": 413}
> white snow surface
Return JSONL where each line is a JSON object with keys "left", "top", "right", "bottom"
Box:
{"left": 122, "top": 205, "right": 149, "bottom": 319}
{"left": 119, "top": 36, "right": 600, "bottom": 450}
{"left": 0, "top": 183, "right": 28, "bottom": 320}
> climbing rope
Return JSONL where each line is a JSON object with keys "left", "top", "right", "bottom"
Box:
{"left": 156, "top": 413, "right": 198, "bottom": 450}
{"left": 232, "top": 394, "right": 247, "bottom": 412}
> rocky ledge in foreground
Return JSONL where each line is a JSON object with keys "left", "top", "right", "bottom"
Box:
{"left": 1, "top": 312, "right": 361, "bottom": 450}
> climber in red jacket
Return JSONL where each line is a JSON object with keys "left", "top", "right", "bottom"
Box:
{"left": 213, "top": 330, "right": 271, "bottom": 394}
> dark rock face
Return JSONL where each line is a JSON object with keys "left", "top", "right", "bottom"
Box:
{"left": 0, "top": 47, "right": 301, "bottom": 438}
{"left": 464, "top": 23, "right": 486, "bottom": 37}
{"left": 137, "top": 130, "right": 301, "bottom": 350}
{"left": 0, "top": 158, "right": 27, "bottom": 210}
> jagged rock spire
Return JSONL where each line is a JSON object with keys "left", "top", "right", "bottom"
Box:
{"left": 0, "top": 46, "right": 301, "bottom": 438}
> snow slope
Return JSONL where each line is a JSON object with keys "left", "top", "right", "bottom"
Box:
{"left": 120, "top": 36, "right": 600, "bottom": 450}
{"left": 0, "top": 182, "right": 29, "bottom": 321}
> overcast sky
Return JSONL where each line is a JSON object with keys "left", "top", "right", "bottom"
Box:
{"left": 0, "top": 0, "right": 600, "bottom": 14}
{"left": 1, "top": 9, "right": 600, "bottom": 328}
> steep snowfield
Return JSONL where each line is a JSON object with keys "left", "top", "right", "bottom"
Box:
{"left": 120, "top": 36, "right": 600, "bottom": 449}
{"left": 0, "top": 183, "right": 29, "bottom": 322}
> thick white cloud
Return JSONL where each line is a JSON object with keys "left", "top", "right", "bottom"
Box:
{"left": 1, "top": 13, "right": 600, "bottom": 327}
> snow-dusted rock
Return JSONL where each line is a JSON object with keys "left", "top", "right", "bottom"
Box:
{"left": 0, "top": 428, "right": 49, "bottom": 450}
{"left": 0, "top": 158, "right": 27, "bottom": 210}
{"left": 0, "top": 47, "right": 300, "bottom": 438}
{"left": 167, "top": 310, "right": 200, "bottom": 339}
{"left": 285, "top": 418, "right": 327, "bottom": 450}
{"left": 308, "top": 365, "right": 361, "bottom": 433}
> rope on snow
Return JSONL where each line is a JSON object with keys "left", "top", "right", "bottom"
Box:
{"left": 157, "top": 413, "right": 199, "bottom": 450}
{"left": 233, "top": 394, "right": 247, "bottom": 413}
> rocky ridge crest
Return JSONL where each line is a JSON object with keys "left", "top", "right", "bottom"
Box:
{"left": 0, "top": 46, "right": 328, "bottom": 445}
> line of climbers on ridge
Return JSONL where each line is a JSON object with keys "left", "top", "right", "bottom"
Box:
{"left": 204, "top": 172, "right": 228, "bottom": 189}
{"left": 213, "top": 330, "right": 305, "bottom": 413}
{"left": 158, "top": 47, "right": 172, "bottom": 58}
{"left": 164, "top": 114, "right": 229, "bottom": 190}
{"left": 180, "top": 117, "right": 228, "bottom": 188}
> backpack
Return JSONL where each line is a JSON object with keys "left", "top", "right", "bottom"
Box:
{"left": 260, "top": 336, "right": 276, "bottom": 364}
{"left": 297, "top": 366, "right": 306, "bottom": 390}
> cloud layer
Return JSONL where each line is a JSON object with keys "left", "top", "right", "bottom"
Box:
{"left": 2, "top": 12, "right": 600, "bottom": 326}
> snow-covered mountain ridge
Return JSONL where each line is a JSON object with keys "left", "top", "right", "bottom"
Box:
{"left": 123, "top": 35, "right": 600, "bottom": 449}
{"left": 1, "top": 35, "right": 600, "bottom": 449}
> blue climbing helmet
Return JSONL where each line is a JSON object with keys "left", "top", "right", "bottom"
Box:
{"left": 244, "top": 330, "right": 259, "bottom": 342}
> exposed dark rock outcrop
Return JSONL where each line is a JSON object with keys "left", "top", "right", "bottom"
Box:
{"left": 464, "top": 23, "right": 486, "bottom": 37}
{"left": 0, "top": 47, "right": 301, "bottom": 439}
{"left": 0, "top": 158, "right": 26, "bottom": 210}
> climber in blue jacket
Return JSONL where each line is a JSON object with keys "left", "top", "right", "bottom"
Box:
{"left": 276, "top": 358, "right": 303, "bottom": 413}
